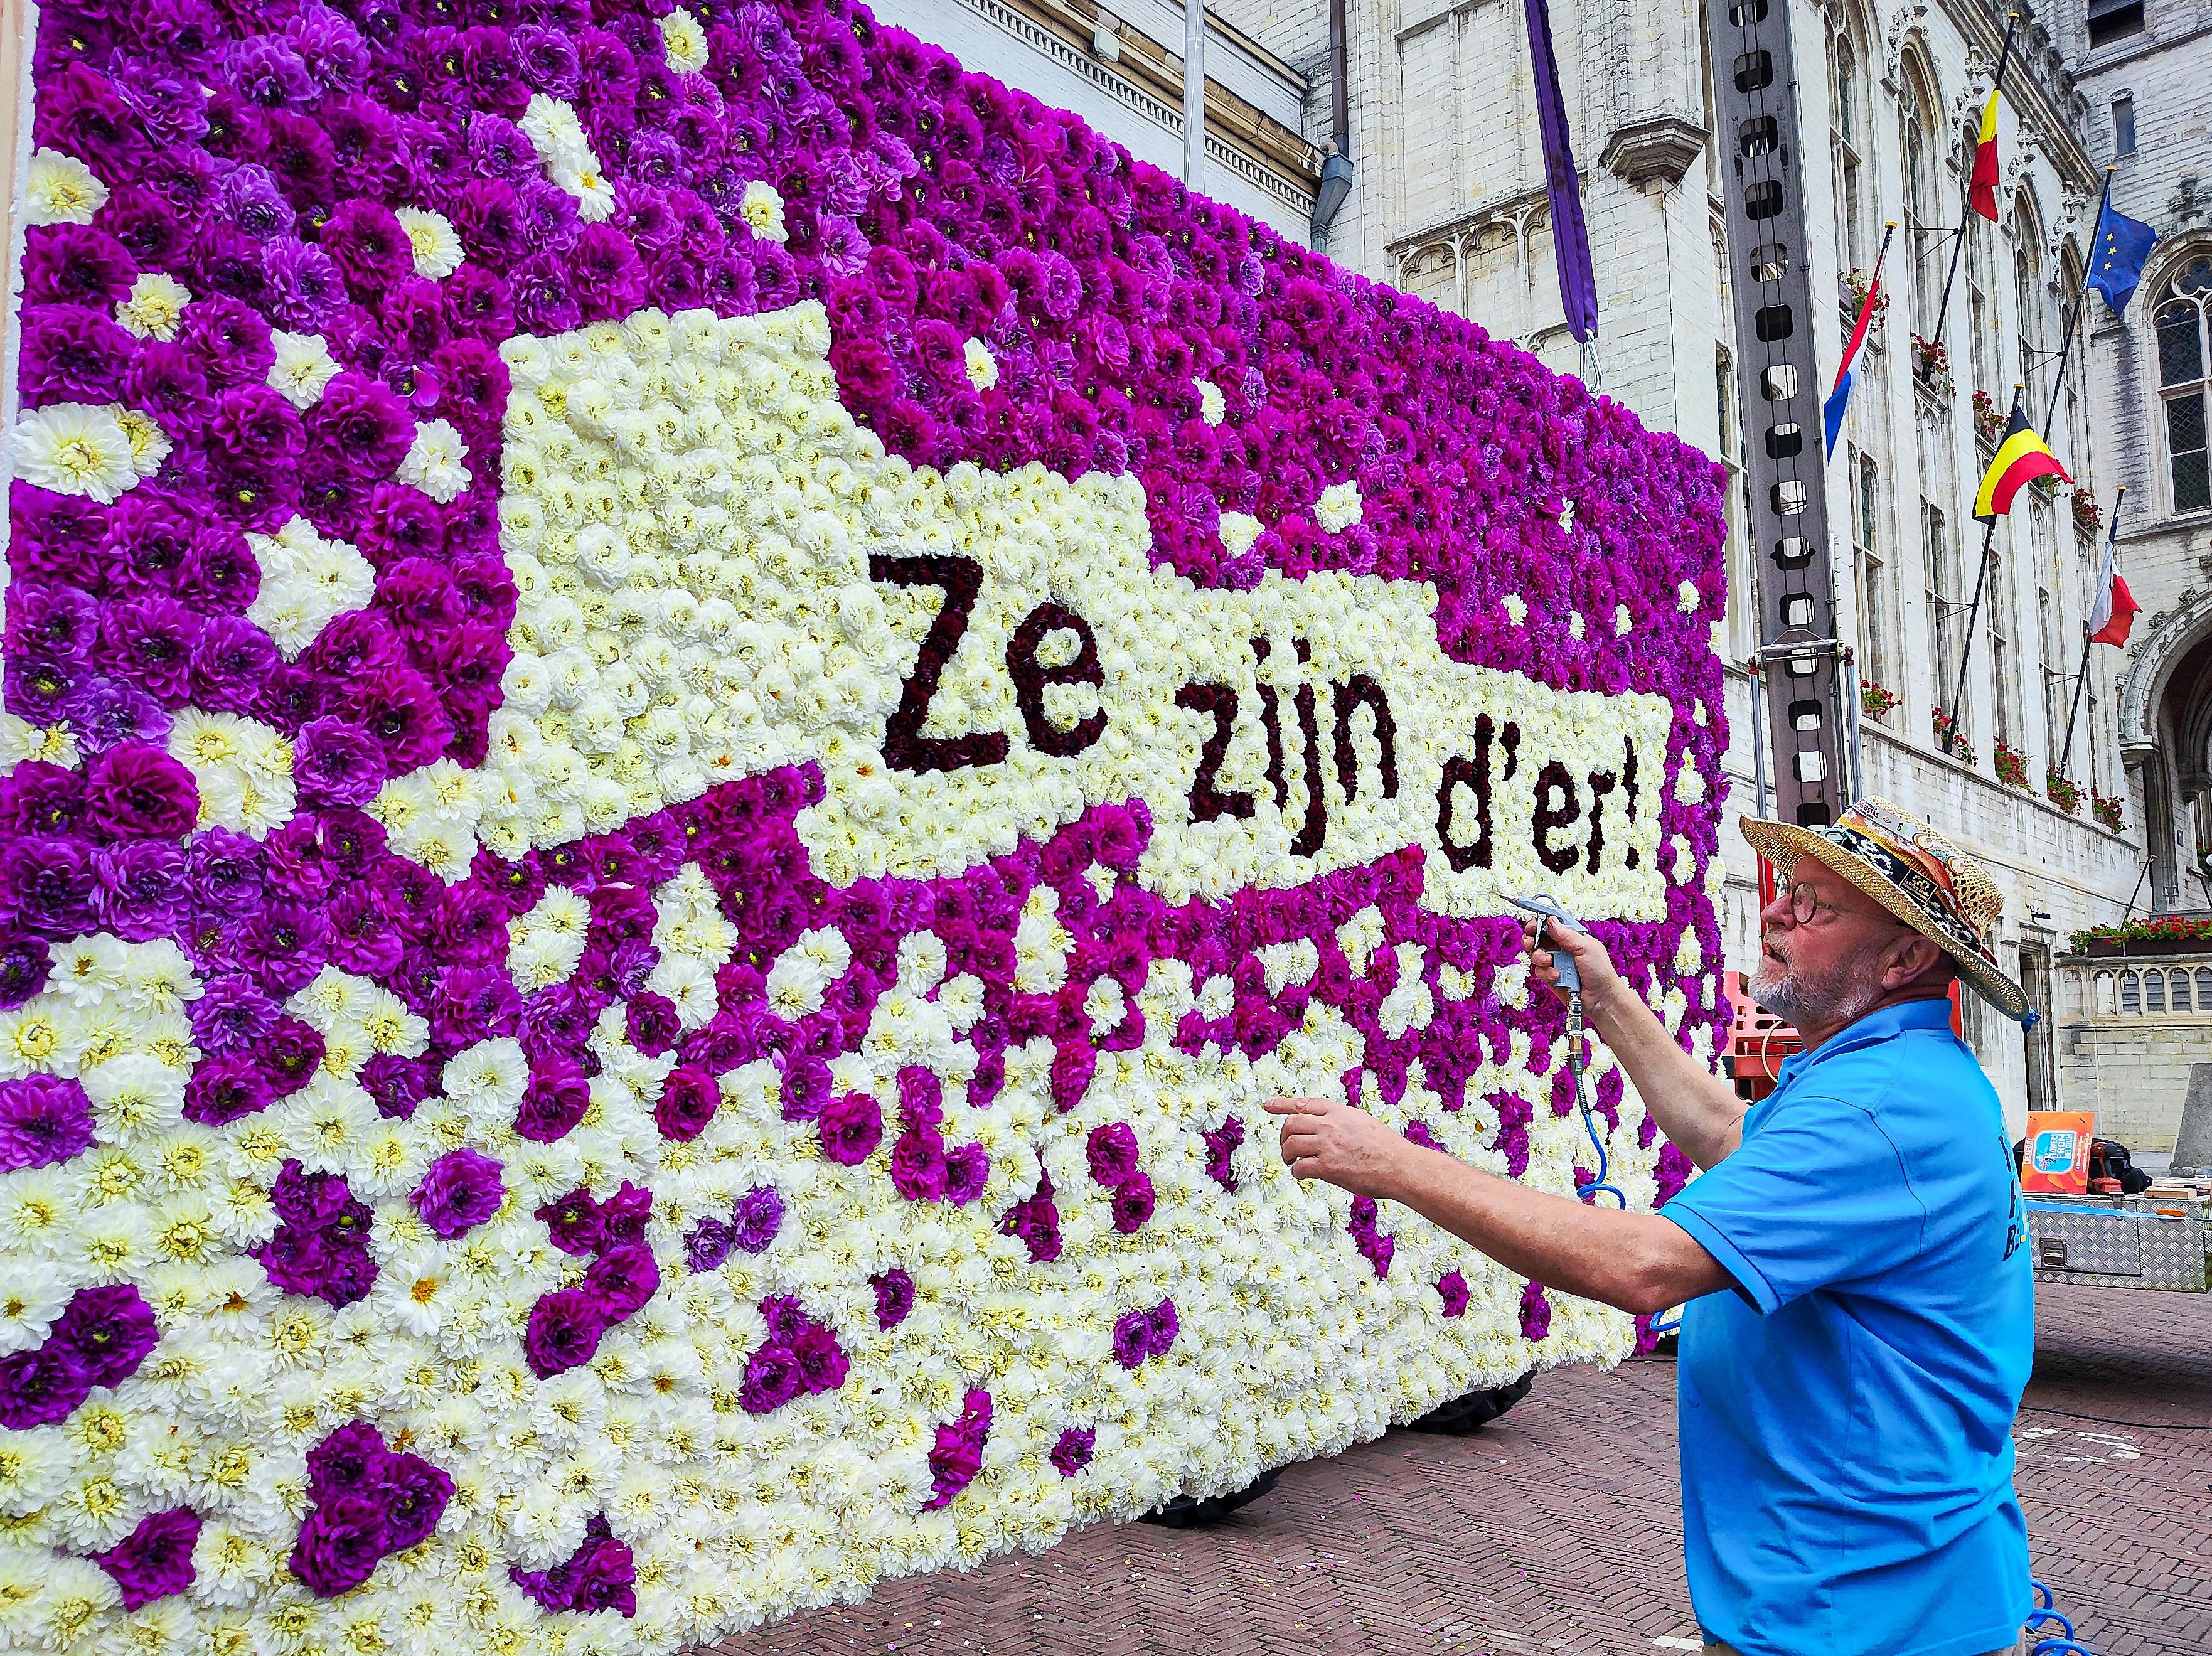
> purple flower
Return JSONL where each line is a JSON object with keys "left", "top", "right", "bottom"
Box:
{"left": 792, "top": 1322, "right": 849, "bottom": 1394}
{"left": 380, "top": 1451, "right": 453, "bottom": 1551}
{"left": 289, "top": 1492, "right": 388, "bottom": 1597}
{"left": 1086, "top": 1121, "right": 1140, "bottom": 1186}
{"left": 1111, "top": 1310, "right": 1151, "bottom": 1370}
{"left": 870, "top": 1268, "right": 915, "bottom": 1330}
{"left": 583, "top": 1241, "right": 659, "bottom": 1320}
{"left": 0, "top": 935, "right": 50, "bottom": 1008}
{"left": 90, "top": 840, "right": 187, "bottom": 940}
{"left": 653, "top": 1064, "right": 718, "bottom": 1142}
{"left": 189, "top": 977, "right": 281, "bottom": 1053}
{"left": 600, "top": 1180, "right": 651, "bottom": 1246}
{"left": 739, "top": 1342, "right": 802, "bottom": 1413}
{"left": 731, "top": 1185, "right": 783, "bottom": 1253}
{"left": 0, "top": 1343, "right": 90, "bottom": 1428}
{"left": 305, "top": 1419, "right": 391, "bottom": 1502}
{"left": 1109, "top": 1171, "right": 1156, "bottom": 1233}
{"left": 1144, "top": 1296, "right": 1179, "bottom": 1357}
{"left": 889, "top": 1128, "right": 947, "bottom": 1202}
{"left": 923, "top": 1389, "right": 993, "bottom": 1509}
{"left": 92, "top": 1508, "right": 201, "bottom": 1610}
{"left": 1436, "top": 1271, "right": 1471, "bottom": 1317}
{"left": 516, "top": 1059, "right": 590, "bottom": 1143}
{"left": 411, "top": 1148, "right": 506, "bottom": 1239}
{"left": 816, "top": 1090, "right": 883, "bottom": 1165}
{"left": 291, "top": 717, "right": 389, "bottom": 809}
{"left": 944, "top": 1142, "right": 990, "bottom": 1206}
{"left": 86, "top": 742, "right": 197, "bottom": 840}
{"left": 1519, "top": 1281, "right": 1552, "bottom": 1342}
{"left": 537, "top": 1187, "right": 606, "bottom": 1256}
{"left": 1050, "top": 1428, "right": 1094, "bottom": 1477}
{"left": 183, "top": 1057, "right": 273, "bottom": 1126}
{"left": 684, "top": 1215, "right": 734, "bottom": 1273}
{"left": 51, "top": 1285, "right": 159, "bottom": 1389}
{"left": 524, "top": 1288, "right": 606, "bottom": 1379}
{"left": 0, "top": 1075, "right": 94, "bottom": 1169}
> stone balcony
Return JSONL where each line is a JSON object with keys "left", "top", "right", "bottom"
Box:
{"left": 2056, "top": 948, "right": 2212, "bottom": 1153}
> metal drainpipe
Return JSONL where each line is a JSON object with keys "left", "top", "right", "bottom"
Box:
{"left": 1183, "top": 0, "right": 1205, "bottom": 190}
{"left": 1312, "top": 0, "right": 1355, "bottom": 243}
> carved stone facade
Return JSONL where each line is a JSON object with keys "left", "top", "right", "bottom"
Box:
{"left": 2061, "top": 0, "right": 2212, "bottom": 916}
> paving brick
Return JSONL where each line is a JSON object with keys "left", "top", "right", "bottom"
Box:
{"left": 703, "top": 1281, "right": 2212, "bottom": 1656}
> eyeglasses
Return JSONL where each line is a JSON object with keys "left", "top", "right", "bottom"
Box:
{"left": 1774, "top": 875, "right": 1908, "bottom": 929}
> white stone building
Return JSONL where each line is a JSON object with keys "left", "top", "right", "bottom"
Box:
{"left": 890, "top": 0, "right": 2207, "bottom": 1141}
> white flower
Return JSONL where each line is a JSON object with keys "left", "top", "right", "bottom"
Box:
{"left": 395, "top": 206, "right": 465, "bottom": 279}
{"left": 396, "top": 417, "right": 472, "bottom": 503}
{"left": 1502, "top": 593, "right": 1529, "bottom": 624}
{"left": 1194, "top": 378, "right": 1226, "bottom": 424}
{"left": 658, "top": 7, "right": 710, "bottom": 72}
{"left": 963, "top": 338, "right": 998, "bottom": 393}
{"left": 111, "top": 405, "right": 171, "bottom": 478}
{"left": 1315, "top": 479, "right": 1364, "bottom": 532}
{"left": 245, "top": 518, "right": 376, "bottom": 658}
{"left": 740, "top": 180, "right": 788, "bottom": 243}
{"left": 1678, "top": 579, "right": 1702, "bottom": 613}
{"left": 0, "top": 1279, "right": 68, "bottom": 1355}
{"left": 11, "top": 402, "right": 139, "bottom": 501}
{"left": 1219, "top": 511, "right": 1262, "bottom": 557}
{"left": 114, "top": 272, "right": 191, "bottom": 341}
{"left": 24, "top": 148, "right": 106, "bottom": 225}
{"left": 266, "top": 331, "right": 341, "bottom": 409}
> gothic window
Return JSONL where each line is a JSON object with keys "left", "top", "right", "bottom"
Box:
{"left": 1852, "top": 448, "right": 1889, "bottom": 690}
{"left": 1925, "top": 498, "right": 1956, "bottom": 730}
{"left": 1830, "top": 34, "right": 1865, "bottom": 274}
{"left": 2087, "top": 0, "right": 2145, "bottom": 51}
{"left": 2156, "top": 256, "right": 2212, "bottom": 513}
{"left": 1903, "top": 77, "right": 1936, "bottom": 334}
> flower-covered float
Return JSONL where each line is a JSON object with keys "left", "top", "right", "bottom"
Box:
{"left": 0, "top": 0, "right": 1731, "bottom": 1648}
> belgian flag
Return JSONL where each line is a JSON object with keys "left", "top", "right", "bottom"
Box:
{"left": 1974, "top": 400, "right": 2070, "bottom": 523}
{"left": 1969, "top": 90, "right": 2003, "bottom": 222}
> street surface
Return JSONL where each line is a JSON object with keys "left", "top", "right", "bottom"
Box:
{"left": 710, "top": 1281, "right": 2211, "bottom": 1655}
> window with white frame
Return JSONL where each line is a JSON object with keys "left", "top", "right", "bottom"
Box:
{"left": 2156, "top": 256, "right": 2212, "bottom": 513}
{"left": 1851, "top": 448, "right": 1889, "bottom": 692}
{"left": 1903, "top": 77, "right": 1936, "bottom": 337}
{"left": 1925, "top": 498, "right": 1955, "bottom": 732}
{"left": 1831, "top": 32, "right": 1866, "bottom": 275}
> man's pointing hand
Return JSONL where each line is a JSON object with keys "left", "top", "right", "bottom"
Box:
{"left": 1263, "top": 1095, "right": 1415, "bottom": 1199}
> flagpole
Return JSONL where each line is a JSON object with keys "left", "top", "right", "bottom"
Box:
{"left": 2059, "top": 484, "right": 2129, "bottom": 779}
{"left": 1940, "top": 383, "right": 2023, "bottom": 756}
{"left": 2041, "top": 168, "right": 2116, "bottom": 443}
{"left": 1827, "top": 222, "right": 1894, "bottom": 459}
{"left": 1929, "top": 11, "right": 2020, "bottom": 354}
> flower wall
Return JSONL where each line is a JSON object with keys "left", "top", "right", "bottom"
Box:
{"left": 0, "top": 0, "right": 1730, "bottom": 1649}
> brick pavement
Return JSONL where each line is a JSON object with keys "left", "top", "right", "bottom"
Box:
{"left": 708, "top": 1281, "right": 2211, "bottom": 1656}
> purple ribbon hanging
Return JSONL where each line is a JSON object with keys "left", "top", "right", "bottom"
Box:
{"left": 1524, "top": 0, "right": 1598, "bottom": 343}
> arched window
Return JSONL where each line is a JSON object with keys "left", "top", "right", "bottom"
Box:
{"left": 2156, "top": 255, "right": 2212, "bottom": 513}
{"left": 1830, "top": 33, "right": 1865, "bottom": 274}
{"left": 1902, "top": 68, "right": 1937, "bottom": 337}
{"left": 1965, "top": 126, "right": 1997, "bottom": 400}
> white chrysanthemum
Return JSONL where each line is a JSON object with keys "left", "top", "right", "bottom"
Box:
{"left": 740, "top": 180, "right": 788, "bottom": 243}
{"left": 11, "top": 402, "right": 140, "bottom": 501}
{"left": 1502, "top": 592, "right": 1529, "bottom": 624}
{"left": 0, "top": 1279, "right": 68, "bottom": 1355}
{"left": 396, "top": 417, "right": 471, "bottom": 503}
{"left": 645, "top": 952, "right": 719, "bottom": 1030}
{"left": 0, "top": 1427, "right": 78, "bottom": 1516}
{"left": 963, "top": 338, "right": 998, "bottom": 392}
{"left": 1194, "top": 378, "right": 1226, "bottom": 424}
{"left": 115, "top": 272, "right": 191, "bottom": 341}
{"left": 1315, "top": 478, "right": 1364, "bottom": 532}
{"left": 556, "top": 156, "right": 619, "bottom": 222}
{"left": 81, "top": 1052, "right": 185, "bottom": 1142}
{"left": 25, "top": 148, "right": 107, "bottom": 225}
{"left": 658, "top": 7, "right": 709, "bottom": 72}
{"left": 395, "top": 206, "right": 465, "bottom": 279}
{"left": 266, "top": 330, "right": 341, "bottom": 409}
{"left": 442, "top": 1038, "right": 530, "bottom": 1116}
{"left": 109, "top": 405, "right": 171, "bottom": 479}
{"left": 1218, "top": 511, "right": 1262, "bottom": 557}
{"left": 245, "top": 517, "right": 376, "bottom": 658}
{"left": 1678, "top": 578, "right": 1702, "bottom": 613}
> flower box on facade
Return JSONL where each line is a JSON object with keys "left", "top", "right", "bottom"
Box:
{"left": 2081, "top": 936, "right": 2212, "bottom": 959}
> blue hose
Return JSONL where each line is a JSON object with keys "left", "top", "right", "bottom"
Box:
{"left": 2023, "top": 1578, "right": 2093, "bottom": 1656}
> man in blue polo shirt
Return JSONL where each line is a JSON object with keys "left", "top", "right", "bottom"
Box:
{"left": 1268, "top": 798, "right": 2034, "bottom": 1656}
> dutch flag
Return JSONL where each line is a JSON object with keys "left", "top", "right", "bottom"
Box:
{"left": 1824, "top": 225, "right": 1893, "bottom": 461}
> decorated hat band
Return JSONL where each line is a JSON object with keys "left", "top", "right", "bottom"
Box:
{"left": 1739, "top": 796, "right": 2033, "bottom": 1023}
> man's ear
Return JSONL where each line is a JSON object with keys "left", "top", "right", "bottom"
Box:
{"left": 1886, "top": 931, "right": 1951, "bottom": 990}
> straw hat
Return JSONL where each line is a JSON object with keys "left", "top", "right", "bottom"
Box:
{"left": 1739, "top": 796, "right": 2031, "bottom": 1023}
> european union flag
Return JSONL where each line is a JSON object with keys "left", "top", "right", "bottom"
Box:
{"left": 2088, "top": 195, "right": 2158, "bottom": 317}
